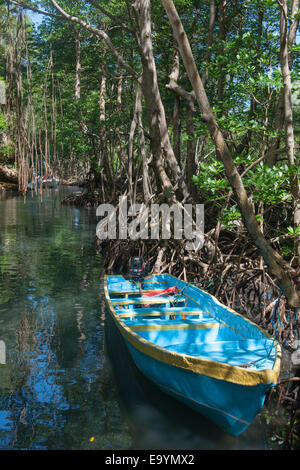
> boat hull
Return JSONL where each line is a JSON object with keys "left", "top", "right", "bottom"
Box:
{"left": 124, "top": 337, "right": 270, "bottom": 436}
{"left": 104, "top": 274, "right": 281, "bottom": 436}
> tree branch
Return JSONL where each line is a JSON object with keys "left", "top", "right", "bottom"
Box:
{"left": 43, "top": 0, "right": 141, "bottom": 82}
{"left": 7, "top": 0, "right": 64, "bottom": 20}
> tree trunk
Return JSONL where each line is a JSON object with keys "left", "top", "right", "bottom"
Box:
{"left": 173, "top": 96, "right": 181, "bottom": 165}
{"left": 74, "top": 29, "right": 81, "bottom": 100}
{"left": 135, "top": 82, "right": 152, "bottom": 204}
{"left": 133, "top": 0, "right": 189, "bottom": 201}
{"left": 115, "top": 72, "right": 126, "bottom": 174}
{"left": 166, "top": 51, "right": 197, "bottom": 197}
{"left": 98, "top": 68, "right": 112, "bottom": 189}
{"left": 185, "top": 102, "right": 197, "bottom": 197}
{"left": 169, "top": 49, "right": 181, "bottom": 164}
{"left": 279, "top": 0, "right": 300, "bottom": 267}
{"left": 217, "top": 0, "right": 227, "bottom": 106}
{"left": 265, "top": 90, "right": 284, "bottom": 167}
{"left": 128, "top": 83, "right": 139, "bottom": 201}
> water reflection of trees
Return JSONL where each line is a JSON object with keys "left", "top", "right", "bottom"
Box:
{"left": 0, "top": 193, "right": 132, "bottom": 449}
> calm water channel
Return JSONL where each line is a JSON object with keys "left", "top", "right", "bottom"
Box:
{"left": 0, "top": 188, "right": 269, "bottom": 450}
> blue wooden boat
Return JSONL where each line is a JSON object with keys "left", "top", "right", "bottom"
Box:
{"left": 104, "top": 273, "right": 281, "bottom": 436}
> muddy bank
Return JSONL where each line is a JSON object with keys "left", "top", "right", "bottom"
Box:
{"left": 0, "top": 165, "right": 19, "bottom": 192}
{"left": 55, "top": 183, "right": 300, "bottom": 449}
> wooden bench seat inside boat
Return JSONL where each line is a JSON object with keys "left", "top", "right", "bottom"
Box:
{"left": 108, "top": 289, "right": 171, "bottom": 295}
{"left": 110, "top": 295, "right": 186, "bottom": 305}
{"left": 115, "top": 306, "right": 205, "bottom": 317}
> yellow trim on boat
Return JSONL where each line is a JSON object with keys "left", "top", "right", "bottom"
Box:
{"left": 104, "top": 275, "right": 281, "bottom": 387}
{"left": 117, "top": 310, "right": 203, "bottom": 318}
{"left": 128, "top": 323, "right": 219, "bottom": 331}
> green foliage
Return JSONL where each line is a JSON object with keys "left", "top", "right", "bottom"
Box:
{"left": 0, "top": 113, "right": 13, "bottom": 163}
{"left": 1, "top": 0, "right": 298, "bottom": 266}
{"left": 245, "top": 164, "right": 292, "bottom": 204}
{"left": 218, "top": 205, "right": 242, "bottom": 230}
{"left": 287, "top": 226, "right": 300, "bottom": 237}
{"left": 0, "top": 113, "right": 8, "bottom": 131}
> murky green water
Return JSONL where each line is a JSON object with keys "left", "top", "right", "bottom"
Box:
{"left": 0, "top": 188, "right": 131, "bottom": 450}
{"left": 0, "top": 188, "right": 269, "bottom": 450}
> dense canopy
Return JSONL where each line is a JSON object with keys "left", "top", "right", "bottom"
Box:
{"left": 0, "top": 1, "right": 299, "bottom": 304}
